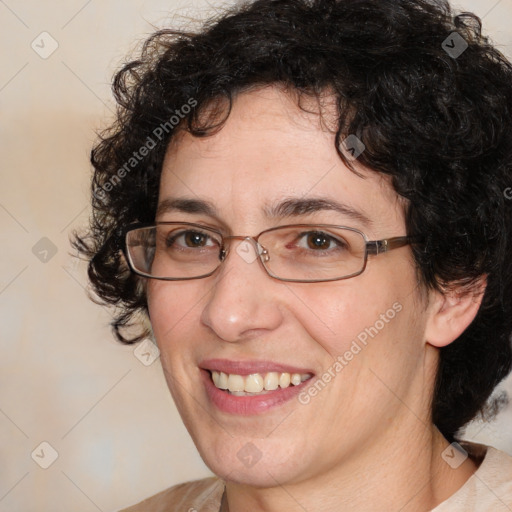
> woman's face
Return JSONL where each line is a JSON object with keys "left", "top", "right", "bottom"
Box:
{"left": 147, "top": 86, "right": 433, "bottom": 487}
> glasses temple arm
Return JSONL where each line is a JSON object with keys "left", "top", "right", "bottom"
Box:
{"left": 366, "top": 236, "right": 421, "bottom": 256}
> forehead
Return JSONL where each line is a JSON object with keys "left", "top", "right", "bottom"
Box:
{"left": 159, "top": 86, "right": 405, "bottom": 235}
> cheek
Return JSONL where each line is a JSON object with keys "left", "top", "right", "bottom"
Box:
{"left": 286, "top": 283, "right": 395, "bottom": 356}
{"left": 289, "top": 259, "right": 421, "bottom": 359}
{"left": 147, "top": 281, "right": 204, "bottom": 353}
{"left": 146, "top": 282, "right": 208, "bottom": 408}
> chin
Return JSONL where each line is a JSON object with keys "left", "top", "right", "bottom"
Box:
{"left": 193, "top": 432, "right": 306, "bottom": 487}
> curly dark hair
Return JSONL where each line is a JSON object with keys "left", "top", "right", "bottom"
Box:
{"left": 73, "top": 0, "right": 512, "bottom": 442}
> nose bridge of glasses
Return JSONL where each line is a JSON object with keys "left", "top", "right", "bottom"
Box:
{"left": 221, "top": 235, "right": 268, "bottom": 262}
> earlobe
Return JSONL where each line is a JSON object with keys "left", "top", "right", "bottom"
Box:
{"left": 424, "top": 276, "right": 487, "bottom": 348}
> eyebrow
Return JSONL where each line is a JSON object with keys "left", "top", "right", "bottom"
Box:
{"left": 263, "top": 197, "right": 373, "bottom": 227}
{"left": 155, "top": 196, "right": 372, "bottom": 227}
{"left": 156, "top": 197, "right": 217, "bottom": 219}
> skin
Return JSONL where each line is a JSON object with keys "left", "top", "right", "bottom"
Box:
{"left": 146, "top": 85, "right": 484, "bottom": 511}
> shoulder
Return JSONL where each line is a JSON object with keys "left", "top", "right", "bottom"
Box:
{"left": 434, "top": 442, "right": 512, "bottom": 511}
{"left": 471, "top": 444, "right": 512, "bottom": 508}
{"left": 117, "top": 477, "right": 224, "bottom": 512}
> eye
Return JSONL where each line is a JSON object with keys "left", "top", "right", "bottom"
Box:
{"left": 165, "top": 229, "right": 217, "bottom": 249}
{"left": 298, "top": 231, "right": 348, "bottom": 252}
{"left": 304, "top": 232, "right": 334, "bottom": 250}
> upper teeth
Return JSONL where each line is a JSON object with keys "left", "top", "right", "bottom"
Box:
{"left": 211, "top": 371, "right": 310, "bottom": 393}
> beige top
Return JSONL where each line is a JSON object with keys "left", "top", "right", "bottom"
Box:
{"left": 118, "top": 443, "right": 512, "bottom": 512}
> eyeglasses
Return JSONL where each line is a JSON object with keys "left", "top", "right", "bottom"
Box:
{"left": 124, "top": 222, "right": 419, "bottom": 283}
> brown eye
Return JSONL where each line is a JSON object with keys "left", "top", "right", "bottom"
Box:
{"left": 184, "top": 231, "right": 209, "bottom": 247}
{"left": 291, "top": 230, "right": 350, "bottom": 255}
{"left": 306, "top": 232, "right": 332, "bottom": 250}
{"left": 165, "top": 230, "right": 216, "bottom": 249}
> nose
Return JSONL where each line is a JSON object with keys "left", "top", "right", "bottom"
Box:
{"left": 200, "top": 238, "right": 283, "bottom": 342}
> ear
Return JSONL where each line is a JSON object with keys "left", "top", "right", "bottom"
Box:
{"left": 424, "top": 276, "right": 487, "bottom": 348}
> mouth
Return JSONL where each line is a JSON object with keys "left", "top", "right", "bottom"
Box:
{"left": 200, "top": 359, "right": 314, "bottom": 415}
{"left": 210, "top": 370, "right": 311, "bottom": 395}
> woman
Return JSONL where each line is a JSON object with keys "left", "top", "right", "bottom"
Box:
{"left": 75, "top": 0, "right": 512, "bottom": 510}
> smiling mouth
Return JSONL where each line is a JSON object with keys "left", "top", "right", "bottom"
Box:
{"left": 209, "top": 370, "right": 312, "bottom": 396}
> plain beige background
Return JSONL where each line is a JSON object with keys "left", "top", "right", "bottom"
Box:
{"left": 0, "top": 1, "right": 511, "bottom": 511}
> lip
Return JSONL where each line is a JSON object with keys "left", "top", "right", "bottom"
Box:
{"left": 200, "top": 359, "right": 314, "bottom": 416}
{"left": 200, "top": 358, "right": 314, "bottom": 376}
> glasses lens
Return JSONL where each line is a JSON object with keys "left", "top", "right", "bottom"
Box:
{"left": 259, "top": 225, "right": 366, "bottom": 281}
{"left": 126, "top": 224, "right": 222, "bottom": 279}
{"left": 126, "top": 223, "right": 367, "bottom": 282}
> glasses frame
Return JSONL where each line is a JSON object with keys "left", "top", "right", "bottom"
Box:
{"left": 123, "top": 221, "right": 420, "bottom": 283}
